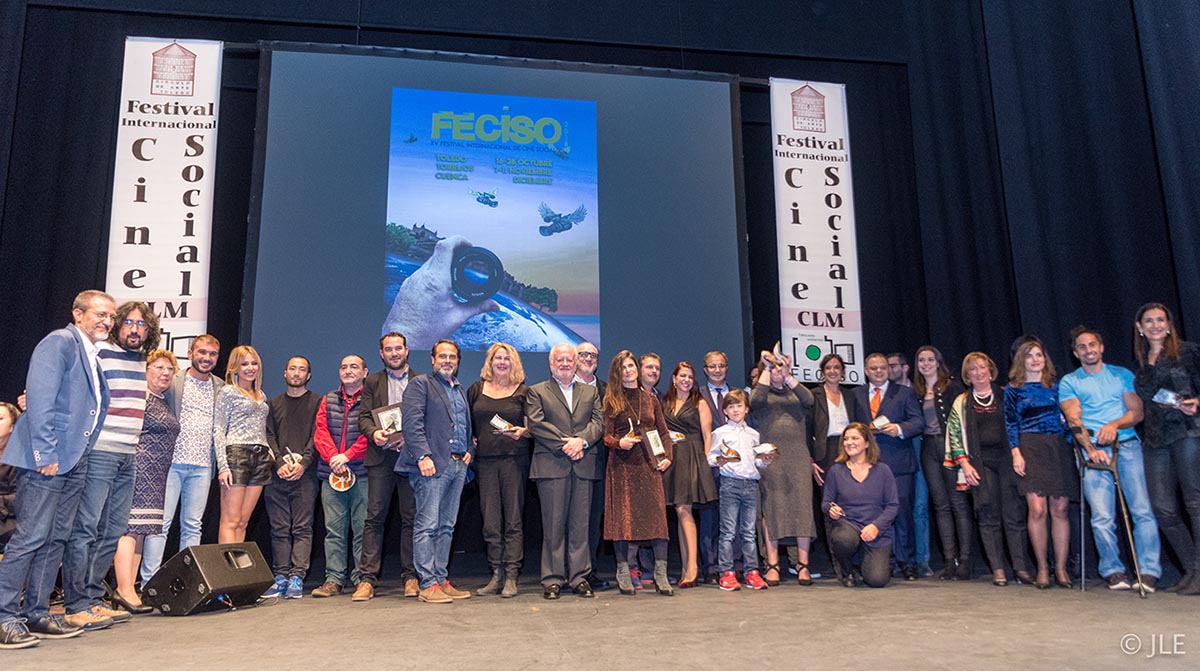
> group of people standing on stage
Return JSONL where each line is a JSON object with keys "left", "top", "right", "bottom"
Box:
{"left": 1, "top": 291, "right": 1198, "bottom": 650}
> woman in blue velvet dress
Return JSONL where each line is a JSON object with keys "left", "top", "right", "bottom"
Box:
{"left": 1005, "top": 341, "right": 1076, "bottom": 589}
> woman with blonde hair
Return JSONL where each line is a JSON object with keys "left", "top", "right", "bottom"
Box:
{"left": 467, "top": 342, "right": 532, "bottom": 597}
{"left": 215, "top": 345, "right": 271, "bottom": 543}
{"left": 945, "top": 352, "right": 1032, "bottom": 586}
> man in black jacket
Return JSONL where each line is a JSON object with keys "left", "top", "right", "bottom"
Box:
{"left": 356, "top": 332, "right": 421, "bottom": 600}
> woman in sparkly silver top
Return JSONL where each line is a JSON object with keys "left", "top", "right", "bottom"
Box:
{"left": 214, "top": 345, "right": 271, "bottom": 543}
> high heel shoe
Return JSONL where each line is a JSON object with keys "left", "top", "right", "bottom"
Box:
{"left": 1014, "top": 570, "right": 1035, "bottom": 586}
{"left": 1055, "top": 570, "right": 1073, "bottom": 589}
{"left": 109, "top": 591, "right": 153, "bottom": 614}
{"left": 1034, "top": 569, "right": 1051, "bottom": 590}
{"left": 992, "top": 572, "right": 1008, "bottom": 587}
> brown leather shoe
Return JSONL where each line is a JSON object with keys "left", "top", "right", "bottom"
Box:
{"left": 91, "top": 604, "right": 132, "bottom": 624}
{"left": 311, "top": 581, "right": 343, "bottom": 598}
{"left": 404, "top": 577, "right": 420, "bottom": 598}
{"left": 418, "top": 585, "right": 452, "bottom": 604}
{"left": 351, "top": 582, "right": 375, "bottom": 602}
{"left": 440, "top": 580, "right": 472, "bottom": 600}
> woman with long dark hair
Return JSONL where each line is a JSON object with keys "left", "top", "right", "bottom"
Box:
{"left": 602, "top": 350, "right": 673, "bottom": 595}
{"left": 1133, "top": 302, "right": 1200, "bottom": 594}
{"left": 660, "top": 361, "right": 717, "bottom": 587}
{"left": 912, "top": 346, "right": 971, "bottom": 580}
{"left": 1006, "top": 341, "right": 1076, "bottom": 589}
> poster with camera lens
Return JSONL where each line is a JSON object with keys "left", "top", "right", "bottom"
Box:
{"left": 383, "top": 88, "right": 600, "bottom": 352}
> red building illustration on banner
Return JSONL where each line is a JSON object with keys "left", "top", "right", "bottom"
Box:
{"left": 151, "top": 42, "right": 197, "bottom": 96}
{"left": 791, "top": 84, "right": 826, "bottom": 133}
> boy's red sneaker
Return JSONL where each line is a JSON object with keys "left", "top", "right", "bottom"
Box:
{"left": 745, "top": 569, "right": 770, "bottom": 590}
{"left": 719, "top": 571, "right": 742, "bottom": 591}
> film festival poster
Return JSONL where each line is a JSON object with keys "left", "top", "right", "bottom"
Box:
{"left": 383, "top": 88, "right": 600, "bottom": 352}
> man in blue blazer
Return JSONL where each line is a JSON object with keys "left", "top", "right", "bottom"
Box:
{"left": 0, "top": 290, "right": 115, "bottom": 647}
{"left": 851, "top": 352, "right": 924, "bottom": 581}
{"left": 397, "top": 339, "right": 474, "bottom": 604}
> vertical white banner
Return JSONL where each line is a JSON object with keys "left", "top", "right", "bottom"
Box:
{"left": 769, "top": 79, "right": 864, "bottom": 384}
{"left": 105, "top": 37, "right": 223, "bottom": 359}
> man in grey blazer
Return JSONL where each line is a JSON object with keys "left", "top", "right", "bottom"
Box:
{"left": 526, "top": 343, "right": 604, "bottom": 599}
{"left": 140, "top": 335, "right": 223, "bottom": 583}
{"left": 0, "top": 290, "right": 114, "bottom": 646}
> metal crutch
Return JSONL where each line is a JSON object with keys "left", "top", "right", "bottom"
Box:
{"left": 1080, "top": 432, "right": 1148, "bottom": 598}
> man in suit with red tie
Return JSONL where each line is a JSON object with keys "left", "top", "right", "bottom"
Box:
{"left": 851, "top": 352, "right": 924, "bottom": 581}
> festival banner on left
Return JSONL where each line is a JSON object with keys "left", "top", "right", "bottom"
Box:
{"left": 105, "top": 37, "right": 223, "bottom": 359}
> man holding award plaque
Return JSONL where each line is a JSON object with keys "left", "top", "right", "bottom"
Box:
{"left": 526, "top": 344, "right": 605, "bottom": 600}
{"left": 357, "top": 333, "right": 421, "bottom": 600}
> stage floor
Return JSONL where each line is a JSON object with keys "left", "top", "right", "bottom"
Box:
{"left": 14, "top": 561, "right": 1199, "bottom": 669}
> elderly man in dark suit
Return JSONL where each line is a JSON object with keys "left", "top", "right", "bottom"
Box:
{"left": 0, "top": 290, "right": 115, "bottom": 648}
{"left": 398, "top": 339, "right": 473, "bottom": 604}
{"left": 526, "top": 343, "right": 605, "bottom": 600}
{"left": 851, "top": 352, "right": 924, "bottom": 581}
{"left": 355, "top": 332, "right": 421, "bottom": 600}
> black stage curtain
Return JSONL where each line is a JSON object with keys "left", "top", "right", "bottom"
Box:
{"left": 980, "top": 0, "right": 1182, "bottom": 371}
{"left": 1132, "top": 0, "right": 1200, "bottom": 342}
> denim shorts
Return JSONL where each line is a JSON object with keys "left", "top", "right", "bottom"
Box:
{"left": 227, "top": 444, "right": 275, "bottom": 486}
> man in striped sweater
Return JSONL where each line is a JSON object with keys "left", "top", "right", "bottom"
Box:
{"left": 62, "top": 301, "right": 159, "bottom": 629}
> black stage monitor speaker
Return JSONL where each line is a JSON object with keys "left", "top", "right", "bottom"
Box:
{"left": 142, "top": 542, "right": 274, "bottom": 615}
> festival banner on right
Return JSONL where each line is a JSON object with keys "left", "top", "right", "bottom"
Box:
{"left": 769, "top": 79, "right": 864, "bottom": 384}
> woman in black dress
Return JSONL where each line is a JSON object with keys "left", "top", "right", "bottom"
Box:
{"left": 661, "top": 361, "right": 717, "bottom": 587}
{"left": 1132, "top": 303, "right": 1200, "bottom": 594}
{"left": 111, "top": 350, "right": 181, "bottom": 612}
{"left": 467, "top": 343, "right": 532, "bottom": 598}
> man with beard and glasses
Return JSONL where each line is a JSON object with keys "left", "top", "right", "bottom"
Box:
{"left": 141, "top": 335, "right": 223, "bottom": 583}
{"left": 63, "top": 301, "right": 160, "bottom": 629}
{"left": 261, "top": 356, "right": 322, "bottom": 599}
{"left": 356, "top": 332, "right": 422, "bottom": 600}
{"left": 0, "top": 290, "right": 114, "bottom": 648}
{"left": 399, "top": 340, "right": 473, "bottom": 604}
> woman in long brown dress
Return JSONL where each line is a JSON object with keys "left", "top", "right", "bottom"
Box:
{"left": 603, "top": 350, "right": 673, "bottom": 595}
